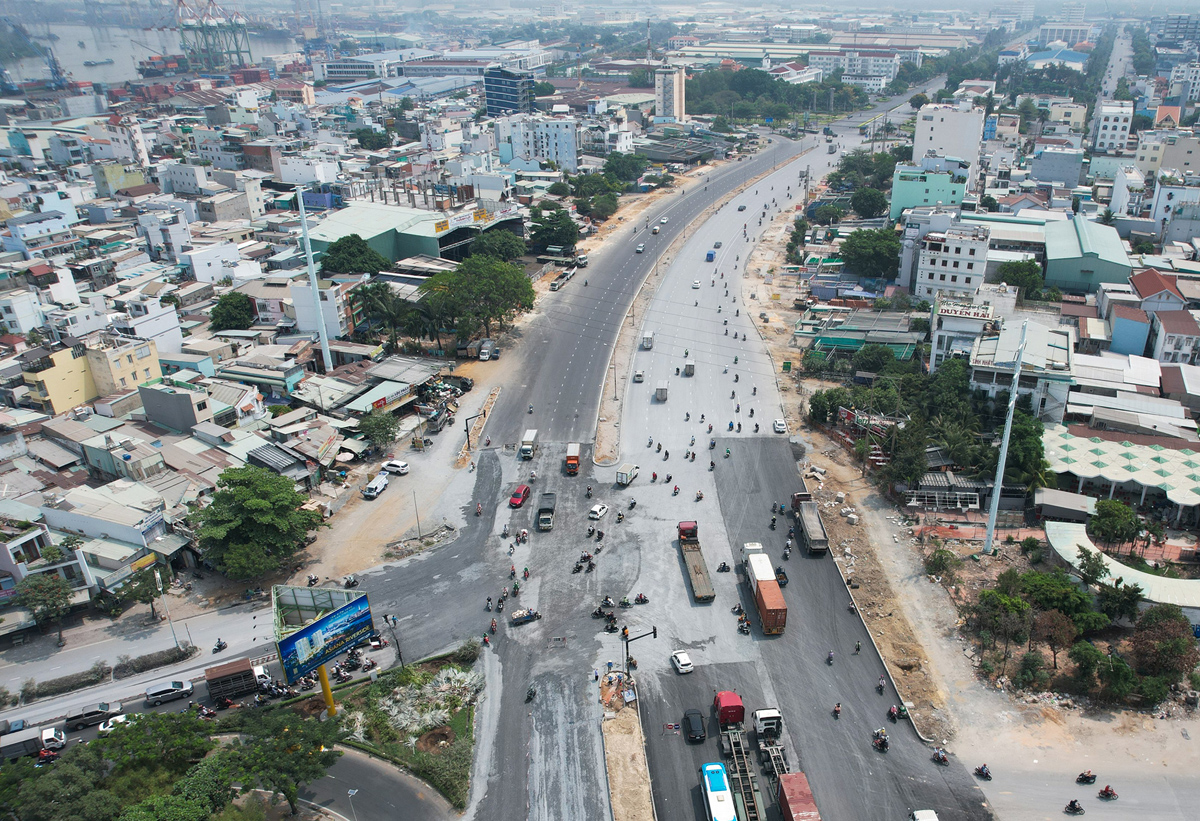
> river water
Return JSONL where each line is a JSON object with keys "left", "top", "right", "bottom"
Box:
{"left": 10, "top": 23, "right": 298, "bottom": 86}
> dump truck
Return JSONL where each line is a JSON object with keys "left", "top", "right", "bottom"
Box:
{"left": 537, "top": 492, "right": 556, "bottom": 531}
{"left": 510, "top": 608, "right": 543, "bottom": 625}
{"left": 746, "top": 553, "right": 787, "bottom": 634}
{"left": 616, "top": 463, "right": 639, "bottom": 486}
{"left": 678, "top": 521, "right": 716, "bottom": 602}
{"left": 519, "top": 429, "right": 537, "bottom": 460}
{"left": 777, "top": 772, "right": 822, "bottom": 821}
{"left": 713, "top": 692, "right": 764, "bottom": 821}
{"left": 565, "top": 443, "right": 581, "bottom": 475}
{"left": 656, "top": 382, "right": 668, "bottom": 401}
{"left": 796, "top": 502, "right": 829, "bottom": 555}
{"left": 205, "top": 658, "right": 260, "bottom": 701}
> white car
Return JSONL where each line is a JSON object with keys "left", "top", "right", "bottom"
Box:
{"left": 633, "top": 370, "right": 645, "bottom": 383}
{"left": 588, "top": 503, "right": 609, "bottom": 520}
{"left": 382, "top": 460, "right": 410, "bottom": 475}
{"left": 660, "top": 217, "right": 669, "bottom": 224}
{"left": 773, "top": 419, "right": 788, "bottom": 434}
{"left": 97, "top": 715, "right": 130, "bottom": 735}
{"left": 692, "top": 280, "right": 701, "bottom": 289}
{"left": 636, "top": 244, "right": 645, "bottom": 253}
{"left": 671, "top": 651, "right": 694, "bottom": 674}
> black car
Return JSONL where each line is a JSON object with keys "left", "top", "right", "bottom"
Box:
{"left": 684, "top": 708, "right": 706, "bottom": 742}
{"left": 737, "top": 205, "right": 747, "bottom": 211}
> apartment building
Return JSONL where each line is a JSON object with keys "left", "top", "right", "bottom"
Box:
{"left": 2, "top": 211, "right": 81, "bottom": 260}
{"left": 912, "top": 103, "right": 985, "bottom": 191}
{"left": 1149, "top": 310, "right": 1200, "bottom": 364}
{"left": 914, "top": 225, "right": 990, "bottom": 300}
{"left": 498, "top": 115, "right": 583, "bottom": 173}
{"left": 18, "top": 338, "right": 96, "bottom": 415}
{"left": 1169, "top": 62, "right": 1200, "bottom": 102}
{"left": 84, "top": 337, "right": 162, "bottom": 397}
{"left": 1091, "top": 101, "right": 1133, "bottom": 153}
{"left": 969, "top": 322, "right": 1073, "bottom": 423}
{"left": 890, "top": 154, "right": 970, "bottom": 219}
{"left": 655, "top": 65, "right": 686, "bottom": 122}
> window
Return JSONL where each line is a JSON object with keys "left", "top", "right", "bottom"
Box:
{"left": 126, "top": 354, "right": 133, "bottom": 364}
{"left": 196, "top": 401, "right": 207, "bottom": 411}
{"left": 942, "top": 260, "right": 948, "bottom": 267}
{"left": 955, "top": 247, "right": 961, "bottom": 255}
{"left": 119, "top": 377, "right": 127, "bottom": 387}
{"left": 144, "top": 369, "right": 151, "bottom": 379}
{"left": 969, "top": 248, "right": 976, "bottom": 256}
{"left": 967, "top": 263, "right": 974, "bottom": 270}
{"left": 939, "top": 274, "right": 946, "bottom": 281}
{"left": 965, "top": 278, "right": 972, "bottom": 285}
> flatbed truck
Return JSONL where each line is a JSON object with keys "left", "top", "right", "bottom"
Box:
{"left": 678, "top": 521, "right": 716, "bottom": 602}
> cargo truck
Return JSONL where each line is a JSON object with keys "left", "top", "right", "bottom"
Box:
{"left": 678, "top": 521, "right": 716, "bottom": 602}
{"left": 616, "top": 463, "right": 639, "bottom": 486}
{"left": 642, "top": 331, "right": 654, "bottom": 350}
{"left": 1, "top": 727, "right": 50, "bottom": 760}
{"left": 565, "top": 443, "right": 580, "bottom": 475}
{"left": 796, "top": 502, "right": 829, "bottom": 555}
{"left": 741, "top": 541, "right": 764, "bottom": 569}
{"left": 746, "top": 553, "right": 787, "bottom": 634}
{"left": 655, "top": 382, "right": 668, "bottom": 401}
{"left": 777, "top": 772, "right": 822, "bottom": 820}
{"left": 205, "top": 658, "right": 260, "bottom": 701}
{"left": 519, "top": 429, "right": 537, "bottom": 459}
{"left": 537, "top": 492, "right": 556, "bottom": 531}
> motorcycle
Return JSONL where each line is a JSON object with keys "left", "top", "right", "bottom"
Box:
{"left": 873, "top": 736, "right": 889, "bottom": 752}
{"left": 212, "top": 639, "right": 227, "bottom": 654}
{"left": 770, "top": 517, "right": 777, "bottom": 530}
{"left": 586, "top": 486, "right": 593, "bottom": 498}
{"left": 1098, "top": 788, "right": 1118, "bottom": 801}
{"left": 362, "top": 659, "right": 377, "bottom": 672}
{"left": 673, "top": 486, "right": 680, "bottom": 496}
{"left": 690, "top": 452, "right": 695, "bottom": 462}
{"left": 737, "top": 622, "right": 751, "bottom": 634}
{"left": 732, "top": 603, "right": 745, "bottom": 615}
{"left": 215, "top": 696, "right": 236, "bottom": 710}
{"left": 619, "top": 597, "right": 632, "bottom": 608}
{"left": 783, "top": 547, "right": 791, "bottom": 560}
{"left": 307, "top": 574, "right": 319, "bottom": 587}
{"left": 1064, "top": 803, "right": 1085, "bottom": 816}
{"left": 586, "top": 561, "right": 596, "bottom": 573}
{"left": 1076, "top": 773, "right": 1097, "bottom": 785}
{"left": 486, "top": 598, "right": 493, "bottom": 611}
{"left": 502, "top": 524, "right": 510, "bottom": 538}
{"left": 833, "top": 704, "right": 841, "bottom": 720}
{"left": 497, "top": 599, "right": 504, "bottom": 612}
{"left": 932, "top": 749, "right": 950, "bottom": 766}
{"left": 709, "top": 439, "right": 716, "bottom": 450}
{"left": 635, "top": 593, "right": 649, "bottom": 604}
{"left": 716, "top": 561, "right": 730, "bottom": 572}
{"left": 592, "top": 607, "right": 610, "bottom": 618}
{"left": 629, "top": 499, "right": 637, "bottom": 510}
{"left": 696, "top": 491, "right": 704, "bottom": 501}
{"left": 573, "top": 563, "right": 584, "bottom": 574}
{"left": 974, "top": 766, "right": 992, "bottom": 781}
{"left": 344, "top": 575, "right": 359, "bottom": 588}
{"left": 888, "top": 705, "right": 899, "bottom": 722}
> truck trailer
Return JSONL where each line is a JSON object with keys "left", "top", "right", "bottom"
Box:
{"left": 746, "top": 553, "right": 787, "bottom": 634}
{"left": 205, "top": 658, "right": 260, "bottom": 701}
{"left": 616, "top": 463, "right": 639, "bottom": 486}
{"left": 796, "top": 502, "right": 829, "bottom": 555}
{"left": 678, "top": 521, "right": 716, "bottom": 602}
{"left": 777, "top": 772, "right": 822, "bottom": 820}
{"left": 519, "top": 429, "right": 537, "bottom": 459}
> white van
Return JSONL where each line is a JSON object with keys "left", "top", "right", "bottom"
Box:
{"left": 362, "top": 473, "right": 389, "bottom": 500}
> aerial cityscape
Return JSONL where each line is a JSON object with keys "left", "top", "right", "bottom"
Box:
{"left": 0, "top": 1, "right": 1199, "bottom": 819}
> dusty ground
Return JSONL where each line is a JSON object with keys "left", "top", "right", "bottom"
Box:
{"left": 598, "top": 672, "right": 654, "bottom": 821}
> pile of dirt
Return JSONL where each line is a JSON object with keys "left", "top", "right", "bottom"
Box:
{"left": 600, "top": 682, "right": 654, "bottom": 821}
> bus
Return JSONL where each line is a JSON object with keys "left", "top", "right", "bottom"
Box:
{"left": 700, "top": 762, "right": 737, "bottom": 821}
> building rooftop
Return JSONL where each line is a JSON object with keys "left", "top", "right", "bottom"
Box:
{"left": 1154, "top": 309, "right": 1200, "bottom": 336}
{"left": 1044, "top": 218, "right": 1132, "bottom": 268}
{"left": 1130, "top": 268, "right": 1183, "bottom": 301}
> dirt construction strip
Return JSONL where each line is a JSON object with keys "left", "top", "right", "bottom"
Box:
{"left": 598, "top": 672, "right": 655, "bottom": 821}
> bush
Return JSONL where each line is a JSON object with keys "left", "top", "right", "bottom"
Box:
{"left": 1020, "top": 536, "right": 1041, "bottom": 553}
{"left": 113, "top": 644, "right": 197, "bottom": 679}
{"left": 924, "top": 548, "right": 961, "bottom": 577}
{"left": 1014, "top": 651, "right": 1049, "bottom": 690}
{"left": 1137, "top": 675, "right": 1171, "bottom": 707}
{"left": 451, "top": 639, "right": 481, "bottom": 664}
{"left": 979, "top": 658, "right": 995, "bottom": 678}
{"left": 27, "top": 660, "right": 111, "bottom": 701}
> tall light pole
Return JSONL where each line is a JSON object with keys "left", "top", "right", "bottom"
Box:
{"left": 297, "top": 187, "right": 334, "bottom": 373}
{"left": 153, "top": 568, "right": 180, "bottom": 650}
{"left": 347, "top": 789, "right": 360, "bottom": 821}
{"left": 983, "top": 321, "right": 1028, "bottom": 555}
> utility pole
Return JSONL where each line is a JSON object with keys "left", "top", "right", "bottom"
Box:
{"left": 298, "top": 188, "right": 333, "bottom": 373}
{"left": 983, "top": 321, "right": 1028, "bottom": 554}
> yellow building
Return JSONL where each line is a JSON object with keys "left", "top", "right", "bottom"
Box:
{"left": 18, "top": 340, "right": 97, "bottom": 415}
{"left": 85, "top": 337, "right": 162, "bottom": 397}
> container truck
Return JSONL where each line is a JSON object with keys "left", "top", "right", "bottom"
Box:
{"left": 1, "top": 727, "right": 46, "bottom": 760}
{"left": 519, "top": 429, "right": 537, "bottom": 459}
{"left": 796, "top": 502, "right": 829, "bottom": 555}
{"left": 777, "top": 772, "right": 822, "bottom": 820}
{"left": 616, "top": 463, "right": 639, "bottom": 486}
{"left": 205, "top": 658, "right": 260, "bottom": 701}
{"left": 740, "top": 541, "right": 764, "bottom": 569}
{"left": 537, "top": 492, "right": 556, "bottom": 531}
{"left": 712, "top": 692, "right": 765, "bottom": 821}
{"left": 564, "top": 443, "right": 580, "bottom": 475}
{"left": 678, "top": 521, "right": 716, "bottom": 602}
{"left": 746, "top": 553, "right": 787, "bottom": 634}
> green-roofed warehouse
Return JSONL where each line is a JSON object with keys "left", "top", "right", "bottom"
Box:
{"left": 1043, "top": 217, "right": 1132, "bottom": 293}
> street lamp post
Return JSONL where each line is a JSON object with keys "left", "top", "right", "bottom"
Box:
{"left": 347, "top": 789, "right": 359, "bottom": 821}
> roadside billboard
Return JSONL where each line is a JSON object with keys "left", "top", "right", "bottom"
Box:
{"left": 275, "top": 594, "right": 374, "bottom": 683}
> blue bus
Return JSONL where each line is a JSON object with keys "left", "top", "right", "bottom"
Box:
{"left": 700, "top": 762, "right": 737, "bottom": 821}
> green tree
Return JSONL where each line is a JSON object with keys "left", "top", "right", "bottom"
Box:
{"left": 209, "top": 293, "right": 255, "bottom": 332}
{"left": 357, "top": 409, "right": 400, "bottom": 452}
{"left": 546, "top": 181, "right": 571, "bottom": 197}
{"left": 812, "top": 204, "right": 843, "bottom": 225}
{"left": 910, "top": 316, "right": 930, "bottom": 336}
{"left": 228, "top": 711, "right": 344, "bottom": 815}
{"left": 852, "top": 344, "right": 895, "bottom": 374}
{"left": 352, "top": 128, "right": 390, "bottom": 151}
{"left": 1088, "top": 499, "right": 1139, "bottom": 550}
{"left": 16, "top": 573, "right": 73, "bottom": 645}
{"left": 100, "top": 713, "right": 216, "bottom": 773}
{"left": 533, "top": 80, "right": 557, "bottom": 96}
{"left": 978, "top": 194, "right": 999, "bottom": 212}
{"left": 603, "top": 152, "right": 649, "bottom": 182}
{"left": 1020, "top": 569, "right": 1092, "bottom": 617}
{"left": 627, "top": 68, "right": 653, "bottom": 88}
{"left": 119, "top": 568, "right": 162, "bottom": 619}
{"left": 529, "top": 206, "right": 580, "bottom": 250}
{"left": 1033, "top": 609, "right": 1077, "bottom": 669}
{"left": 839, "top": 228, "right": 901, "bottom": 280}
{"left": 194, "top": 466, "right": 325, "bottom": 580}
{"left": 422, "top": 254, "right": 535, "bottom": 338}
{"left": 1098, "top": 654, "right": 1138, "bottom": 699}
{"left": 1098, "top": 208, "right": 1116, "bottom": 225}
{"left": 16, "top": 759, "right": 120, "bottom": 821}
{"left": 850, "top": 187, "right": 889, "bottom": 219}
{"left": 1130, "top": 603, "right": 1200, "bottom": 682}
{"left": 1068, "top": 639, "right": 1106, "bottom": 691}
{"left": 880, "top": 422, "right": 928, "bottom": 488}
{"left": 997, "top": 260, "right": 1043, "bottom": 301}
{"left": 469, "top": 230, "right": 526, "bottom": 261}
{"left": 1075, "top": 545, "right": 1111, "bottom": 587}
{"left": 909, "top": 93, "right": 929, "bottom": 110}
{"left": 1096, "top": 581, "right": 1143, "bottom": 623}
{"left": 320, "top": 234, "right": 391, "bottom": 275}
{"left": 590, "top": 192, "right": 619, "bottom": 221}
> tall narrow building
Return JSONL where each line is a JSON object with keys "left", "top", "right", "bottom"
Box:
{"left": 654, "top": 65, "right": 686, "bottom": 123}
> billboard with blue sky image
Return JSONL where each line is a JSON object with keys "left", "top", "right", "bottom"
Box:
{"left": 276, "top": 594, "right": 374, "bottom": 682}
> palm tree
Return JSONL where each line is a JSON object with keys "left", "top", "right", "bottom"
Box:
{"left": 1098, "top": 208, "right": 1117, "bottom": 226}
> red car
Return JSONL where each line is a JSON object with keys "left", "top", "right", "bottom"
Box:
{"left": 509, "top": 484, "right": 531, "bottom": 507}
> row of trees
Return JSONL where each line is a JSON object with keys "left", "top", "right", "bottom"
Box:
{"left": 806, "top": 360, "right": 1054, "bottom": 492}
{"left": 685, "top": 68, "right": 871, "bottom": 122}
{"left": 0, "top": 709, "right": 343, "bottom": 820}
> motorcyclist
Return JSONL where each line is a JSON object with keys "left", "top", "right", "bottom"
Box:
{"left": 528, "top": 404, "right": 533, "bottom": 413}
{"left": 833, "top": 703, "right": 841, "bottom": 717}
{"left": 487, "top": 596, "right": 493, "bottom": 609}
{"left": 979, "top": 764, "right": 991, "bottom": 778}
{"left": 771, "top": 516, "right": 777, "bottom": 527}
{"left": 1100, "top": 785, "right": 1116, "bottom": 798}
{"left": 476, "top": 503, "right": 482, "bottom": 516}
{"left": 1067, "top": 799, "right": 1082, "bottom": 812}
{"left": 827, "top": 650, "right": 834, "bottom": 663}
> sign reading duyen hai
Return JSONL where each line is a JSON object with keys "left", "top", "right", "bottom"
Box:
{"left": 276, "top": 595, "right": 375, "bottom": 682}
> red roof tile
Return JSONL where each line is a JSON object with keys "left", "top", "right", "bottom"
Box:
{"left": 1153, "top": 309, "right": 1200, "bottom": 336}
{"left": 1129, "top": 269, "right": 1183, "bottom": 301}
{"left": 1112, "top": 304, "right": 1149, "bottom": 323}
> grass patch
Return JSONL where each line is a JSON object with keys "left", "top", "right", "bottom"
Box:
{"left": 335, "top": 647, "right": 481, "bottom": 809}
